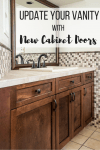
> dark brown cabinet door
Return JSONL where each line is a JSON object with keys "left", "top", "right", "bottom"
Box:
{"left": 71, "top": 86, "right": 83, "bottom": 138}
{"left": 56, "top": 90, "right": 72, "bottom": 149}
{"left": 83, "top": 82, "right": 94, "bottom": 127}
{"left": 11, "top": 96, "right": 56, "bottom": 149}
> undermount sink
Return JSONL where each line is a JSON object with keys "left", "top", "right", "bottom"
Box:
{"left": 19, "top": 66, "right": 79, "bottom": 72}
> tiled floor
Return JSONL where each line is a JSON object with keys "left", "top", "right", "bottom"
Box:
{"left": 62, "top": 124, "right": 100, "bottom": 150}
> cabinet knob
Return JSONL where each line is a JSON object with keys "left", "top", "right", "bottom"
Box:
{"left": 35, "top": 89, "right": 41, "bottom": 94}
{"left": 87, "top": 76, "right": 91, "bottom": 79}
{"left": 70, "top": 80, "right": 74, "bottom": 83}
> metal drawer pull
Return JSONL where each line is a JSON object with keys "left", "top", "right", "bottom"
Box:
{"left": 87, "top": 76, "right": 92, "bottom": 79}
{"left": 70, "top": 93, "right": 73, "bottom": 102}
{"left": 53, "top": 99, "right": 57, "bottom": 111}
{"left": 35, "top": 89, "right": 41, "bottom": 94}
{"left": 89, "top": 76, "right": 92, "bottom": 79}
{"left": 70, "top": 80, "right": 74, "bottom": 83}
{"left": 72, "top": 93, "right": 75, "bottom": 101}
{"left": 84, "top": 88, "right": 87, "bottom": 96}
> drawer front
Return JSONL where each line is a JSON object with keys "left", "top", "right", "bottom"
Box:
{"left": 83, "top": 71, "right": 94, "bottom": 84}
{"left": 17, "top": 83, "right": 51, "bottom": 101}
{"left": 11, "top": 79, "right": 55, "bottom": 109}
{"left": 56, "top": 74, "right": 83, "bottom": 93}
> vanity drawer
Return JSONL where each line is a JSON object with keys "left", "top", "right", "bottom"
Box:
{"left": 11, "top": 79, "right": 55, "bottom": 108}
{"left": 83, "top": 71, "right": 94, "bottom": 84}
{"left": 56, "top": 74, "right": 83, "bottom": 93}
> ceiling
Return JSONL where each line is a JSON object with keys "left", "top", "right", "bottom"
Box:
{"left": 16, "top": 0, "right": 48, "bottom": 8}
{"left": 16, "top": 0, "right": 83, "bottom": 8}
{"left": 47, "top": 0, "right": 83, "bottom": 7}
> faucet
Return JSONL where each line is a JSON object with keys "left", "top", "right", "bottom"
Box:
{"left": 27, "top": 59, "right": 35, "bottom": 68}
{"left": 15, "top": 54, "right": 24, "bottom": 64}
{"left": 37, "top": 54, "right": 47, "bottom": 68}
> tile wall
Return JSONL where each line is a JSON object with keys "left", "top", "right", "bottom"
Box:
{"left": 59, "top": 52, "right": 100, "bottom": 127}
{"left": 0, "top": 46, "right": 11, "bottom": 79}
{"left": 16, "top": 53, "right": 56, "bottom": 64}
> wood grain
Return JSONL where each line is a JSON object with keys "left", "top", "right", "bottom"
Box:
{"left": 56, "top": 73, "right": 83, "bottom": 93}
{"left": 11, "top": 96, "right": 55, "bottom": 149}
{"left": 71, "top": 86, "right": 83, "bottom": 138}
{"left": 83, "top": 82, "right": 94, "bottom": 127}
{"left": 0, "top": 87, "right": 11, "bottom": 149}
{"left": 56, "top": 90, "right": 72, "bottom": 149}
{"left": 10, "top": 79, "right": 55, "bottom": 109}
{"left": 83, "top": 71, "right": 94, "bottom": 84}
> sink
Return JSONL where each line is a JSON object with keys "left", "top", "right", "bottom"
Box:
{"left": 19, "top": 67, "right": 79, "bottom": 72}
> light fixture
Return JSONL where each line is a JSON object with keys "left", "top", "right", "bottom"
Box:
{"left": 26, "top": 1, "right": 33, "bottom": 4}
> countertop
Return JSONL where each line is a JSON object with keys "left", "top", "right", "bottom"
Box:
{"left": 0, "top": 67, "right": 95, "bottom": 88}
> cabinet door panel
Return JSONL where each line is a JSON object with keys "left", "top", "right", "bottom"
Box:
{"left": 71, "top": 86, "right": 83, "bottom": 138}
{"left": 83, "top": 82, "right": 94, "bottom": 126}
{"left": 56, "top": 90, "right": 71, "bottom": 149}
{"left": 59, "top": 96, "right": 69, "bottom": 143}
{"left": 11, "top": 96, "right": 55, "bottom": 149}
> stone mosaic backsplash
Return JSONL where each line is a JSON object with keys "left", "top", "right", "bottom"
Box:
{"left": 0, "top": 46, "right": 11, "bottom": 79}
{"left": 16, "top": 53, "right": 56, "bottom": 64}
{"left": 59, "top": 52, "right": 100, "bottom": 126}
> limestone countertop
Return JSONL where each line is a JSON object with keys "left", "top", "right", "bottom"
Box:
{"left": 0, "top": 67, "right": 95, "bottom": 88}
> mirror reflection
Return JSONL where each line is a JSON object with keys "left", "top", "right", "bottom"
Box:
{"left": 15, "top": 0, "right": 56, "bottom": 66}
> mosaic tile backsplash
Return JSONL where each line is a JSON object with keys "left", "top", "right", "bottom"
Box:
{"left": 16, "top": 53, "right": 56, "bottom": 64}
{"left": 59, "top": 52, "right": 100, "bottom": 127}
{"left": 0, "top": 46, "right": 11, "bottom": 79}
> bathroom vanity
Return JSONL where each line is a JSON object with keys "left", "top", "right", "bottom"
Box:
{"left": 0, "top": 68, "right": 94, "bottom": 149}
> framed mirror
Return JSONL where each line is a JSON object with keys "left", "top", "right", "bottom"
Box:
{"left": 11, "top": 0, "right": 59, "bottom": 69}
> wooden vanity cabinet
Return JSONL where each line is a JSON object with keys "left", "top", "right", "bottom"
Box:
{"left": 56, "top": 86, "right": 83, "bottom": 149}
{"left": 55, "top": 71, "right": 94, "bottom": 149}
{"left": 83, "top": 82, "right": 94, "bottom": 127}
{"left": 11, "top": 96, "right": 56, "bottom": 149}
{"left": 0, "top": 71, "right": 94, "bottom": 150}
{"left": 0, "top": 87, "right": 11, "bottom": 149}
{"left": 56, "top": 90, "right": 72, "bottom": 149}
{"left": 71, "top": 86, "right": 83, "bottom": 138}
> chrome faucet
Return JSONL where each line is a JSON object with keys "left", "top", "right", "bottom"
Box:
{"left": 15, "top": 54, "right": 24, "bottom": 64}
{"left": 37, "top": 54, "right": 47, "bottom": 68}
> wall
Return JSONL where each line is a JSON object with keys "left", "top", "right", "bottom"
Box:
{"left": 60, "top": 0, "right": 100, "bottom": 52}
{"left": 0, "top": 0, "right": 11, "bottom": 79}
{"left": 60, "top": 0, "right": 100, "bottom": 126}
{"left": 0, "top": 46, "right": 11, "bottom": 79}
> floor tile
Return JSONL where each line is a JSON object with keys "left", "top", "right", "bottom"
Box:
{"left": 62, "top": 141, "right": 81, "bottom": 150}
{"left": 85, "top": 125, "right": 97, "bottom": 131}
{"left": 71, "top": 134, "right": 88, "bottom": 145}
{"left": 84, "top": 138, "right": 100, "bottom": 149}
{"left": 79, "top": 146, "right": 93, "bottom": 150}
{"left": 96, "top": 128, "right": 100, "bottom": 133}
{"left": 79, "top": 128, "right": 94, "bottom": 137}
{"left": 90, "top": 131, "right": 100, "bottom": 141}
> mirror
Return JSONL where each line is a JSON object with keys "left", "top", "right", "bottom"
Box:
{"left": 11, "top": 0, "right": 59, "bottom": 69}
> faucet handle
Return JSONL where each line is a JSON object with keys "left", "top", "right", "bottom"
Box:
{"left": 27, "top": 59, "right": 35, "bottom": 68}
{"left": 27, "top": 59, "right": 33, "bottom": 64}
{"left": 43, "top": 60, "right": 46, "bottom": 67}
{"left": 32, "top": 61, "right": 35, "bottom": 68}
